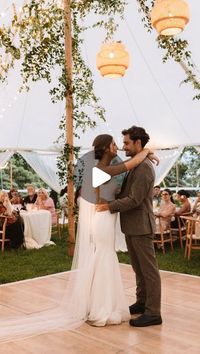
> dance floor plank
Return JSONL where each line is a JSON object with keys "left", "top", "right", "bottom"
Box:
{"left": 0, "top": 264, "right": 200, "bottom": 353}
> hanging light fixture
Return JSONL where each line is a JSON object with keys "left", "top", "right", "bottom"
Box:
{"left": 96, "top": 41, "right": 129, "bottom": 78}
{"left": 151, "top": 0, "right": 190, "bottom": 36}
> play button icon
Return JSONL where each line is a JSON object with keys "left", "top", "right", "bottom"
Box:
{"left": 92, "top": 167, "right": 111, "bottom": 188}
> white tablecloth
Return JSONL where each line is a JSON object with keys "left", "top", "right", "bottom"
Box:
{"left": 20, "top": 210, "right": 55, "bottom": 249}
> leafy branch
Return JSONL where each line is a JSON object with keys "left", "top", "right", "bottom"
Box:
{"left": 0, "top": 0, "right": 126, "bottom": 184}
{"left": 136, "top": 0, "right": 200, "bottom": 100}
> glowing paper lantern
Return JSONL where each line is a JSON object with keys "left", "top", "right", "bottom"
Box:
{"left": 151, "top": 0, "right": 190, "bottom": 36}
{"left": 96, "top": 42, "right": 129, "bottom": 78}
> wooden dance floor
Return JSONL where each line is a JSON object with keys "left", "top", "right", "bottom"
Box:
{"left": 0, "top": 264, "right": 200, "bottom": 353}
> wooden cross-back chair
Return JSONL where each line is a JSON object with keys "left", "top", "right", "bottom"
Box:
{"left": 154, "top": 216, "right": 174, "bottom": 254}
{"left": 51, "top": 209, "right": 62, "bottom": 239}
{"left": 180, "top": 215, "right": 200, "bottom": 260}
{"left": 171, "top": 213, "right": 192, "bottom": 248}
{"left": 0, "top": 216, "right": 10, "bottom": 252}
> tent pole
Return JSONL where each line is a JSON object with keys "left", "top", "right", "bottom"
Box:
{"left": 64, "top": 0, "right": 75, "bottom": 256}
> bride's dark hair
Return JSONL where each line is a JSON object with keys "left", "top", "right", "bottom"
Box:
{"left": 92, "top": 134, "right": 113, "bottom": 160}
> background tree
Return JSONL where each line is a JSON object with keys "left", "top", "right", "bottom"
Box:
{"left": 0, "top": 154, "right": 47, "bottom": 191}
{"left": 161, "top": 147, "right": 200, "bottom": 193}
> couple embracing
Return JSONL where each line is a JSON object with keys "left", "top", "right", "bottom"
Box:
{"left": 75, "top": 125, "right": 162, "bottom": 328}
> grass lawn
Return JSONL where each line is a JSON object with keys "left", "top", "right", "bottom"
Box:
{"left": 0, "top": 234, "right": 199, "bottom": 284}
{"left": 118, "top": 244, "right": 200, "bottom": 277}
{"left": 0, "top": 234, "right": 72, "bottom": 284}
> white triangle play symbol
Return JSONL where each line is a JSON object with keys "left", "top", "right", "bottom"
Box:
{"left": 92, "top": 167, "right": 111, "bottom": 188}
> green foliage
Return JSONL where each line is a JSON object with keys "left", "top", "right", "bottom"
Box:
{"left": 136, "top": 0, "right": 200, "bottom": 100}
{"left": 0, "top": 0, "right": 126, "bottom": 185}
{"left": 157, "top": 36, "right": 191, "bottom": 65}
{"left": 0, "top": 153, "right": 47, "bottom": 190}
{"left": 179, "top": 147, "right": 200, "bottom": 187}
{"left": 162, "top": 146, "right": 200, "bottom": 189}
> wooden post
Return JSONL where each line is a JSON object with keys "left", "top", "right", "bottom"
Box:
{"left": 63, "top": 0, "right": 75, "bottom": 256}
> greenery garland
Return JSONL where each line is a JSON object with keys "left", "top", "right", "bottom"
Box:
{"left": 0, "top": 0, "right": 126, "bottom": 185}
{"left": 136, "top": 0, "right": 200, "bottom": 100}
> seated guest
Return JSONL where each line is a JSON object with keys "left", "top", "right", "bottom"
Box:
{"left": 10, "top": 190, "right": 24, "bottom": 210}
{"left": 0, "top": 202, "right": 24, "bottom": 249}
{"left": 59, "top": 185, "right": 68, "bottom": 217}
{"left": 154, "top": 189, "right": 176, "bottom": 232}
{"left": 60, "top": 186, "right": 67, "bottom": 197}
{"left": 8, "top": 188, "right": 18, "bottom": 200}
{"left": 171, "top": 189, "right": 191, "bottom": 228}
{"left": 35, "top": 188, "right": 57, "bottom": 225}
{"left": 153, "top": 185, "right": 161, "bottom": 209}
{"left": 23, "top": 184, "right": 37, "bottom": 205}
{"left": 0, "top": 191, "right": 13, "bottom": 215}
{"left": 192, "top": 191, "right": 200, "bottom": 216}
{"left": 49, "top": 189, "right": 58, "bottom": 209}
{"left": 175, "top": 189, "right": 191, "bottom": 215}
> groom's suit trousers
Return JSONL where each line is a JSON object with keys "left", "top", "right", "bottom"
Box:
{"left": 125, "top": 233, "right": 161, "bottom": 316}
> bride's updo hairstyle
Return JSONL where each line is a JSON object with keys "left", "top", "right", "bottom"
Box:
{"left": 92, "top": 134, "right": 113, "bottom": 160}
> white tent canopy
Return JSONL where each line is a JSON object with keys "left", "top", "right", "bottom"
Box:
{"left": 0, "top": 150, "right": 61, "bottom": 192}
{"left": 0, "top": 0, "right": 199, "bottom": 189}
{"left": 0, "top": 147, "right": 184, "bottom": 192}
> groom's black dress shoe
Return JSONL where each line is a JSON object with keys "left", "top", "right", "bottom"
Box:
{"left": 129, "top": 314, "right": 162, "bottom": 327}
{"left": 129, "top": 302, "right": 145, "bottom": 315}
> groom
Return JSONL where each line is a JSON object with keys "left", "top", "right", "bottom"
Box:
{"left": 97, "top": 125, "right": 162, "bottom": 327}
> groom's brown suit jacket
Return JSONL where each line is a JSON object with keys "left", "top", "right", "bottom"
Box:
{"left": 109, "top": 158, "right": 156, "bottom": 235}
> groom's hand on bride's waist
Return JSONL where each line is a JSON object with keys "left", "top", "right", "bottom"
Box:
{"left": 96, "top": 203, "right": 109, "bottom": 212}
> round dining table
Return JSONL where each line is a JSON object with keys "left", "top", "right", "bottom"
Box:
{"left": 20, "top": 209, "right": 55, "bottom": 249}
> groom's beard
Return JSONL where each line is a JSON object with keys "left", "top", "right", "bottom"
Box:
{"left": 125, "top": 151, "right": 137, "bottom": 157}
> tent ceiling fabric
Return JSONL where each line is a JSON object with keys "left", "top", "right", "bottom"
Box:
{"left": 0, "top": 0, "right": 199, "bottom": 152}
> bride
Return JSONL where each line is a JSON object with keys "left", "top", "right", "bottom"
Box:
{"left": 0, "top": 134, "right": 158, "bottom": 341}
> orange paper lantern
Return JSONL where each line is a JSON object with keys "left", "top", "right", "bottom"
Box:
{"left": 151, "top": 0, "right": 190, "bottom": 36}
{"left": 96, "top": 42, "right": 129, "bottom": 78}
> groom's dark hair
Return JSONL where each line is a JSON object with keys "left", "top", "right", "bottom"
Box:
{"left": 92, "top": 134, "right": 113, "bottom": 160}
{"left": 122, "top": 126, "right": 150, "bottom": 148}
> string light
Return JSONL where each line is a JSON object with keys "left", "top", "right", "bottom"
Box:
{"left": 0, "top": 1, "right": 27, "bottom": 21}
{"left": 0, "top": 89, "right": 20, "bottom": 120}
{"left": 0, "top": 1, "right": 29, "bottom": 121}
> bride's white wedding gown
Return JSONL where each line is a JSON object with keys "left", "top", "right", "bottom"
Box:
{"left": 73, "top": 178, "right": 130, "bottom": 326}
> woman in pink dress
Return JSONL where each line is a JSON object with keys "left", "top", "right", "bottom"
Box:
{"left": 35, "top": 188, "right": 57, "bottom": 224}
